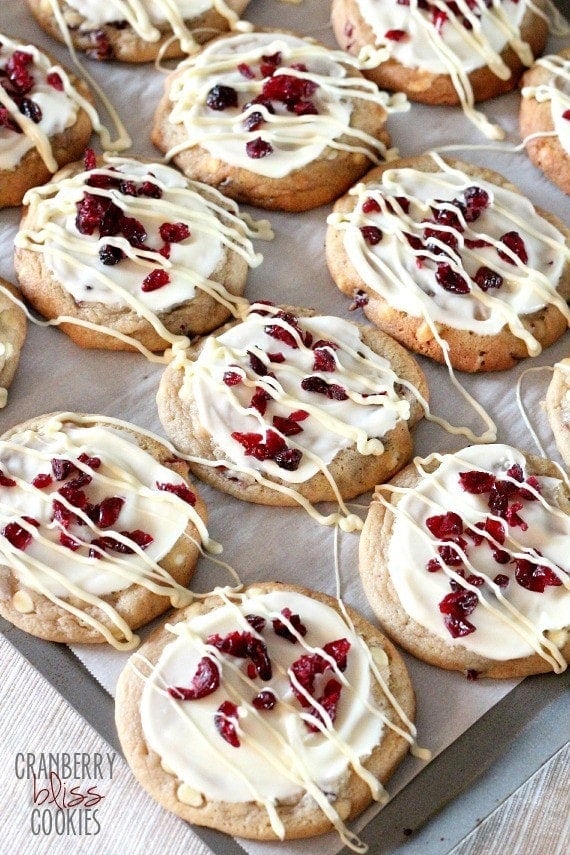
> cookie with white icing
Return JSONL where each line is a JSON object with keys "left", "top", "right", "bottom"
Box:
{"left": 151, "top": 29, "right": 398, "bottom": 212}
{"left": 14, "top": 154, "right": 270, "bottom": 352}
{"left": 156, "top": 303, "right": 428, "bottom": 512}
{"left": 26, "top": 0, "right": 251, "bottom": 63}
{"left": 519, "top": 49, "right": 570, "bottom": 195}
{"left": 331, "top": 0, "right": 548, "bottom": 138}
{"left": 0, "top": 34, "right": 94, "bottom": 208}
{"left": 0, "top": 280, "right": 27, "bottom": 408}
{"left": 360, "top": 444, "right": 570, "bottom": 678}
{"left": 546, "top": 358, "right": 570, "bottom": 468}
{"left": 0, "top": 412, "right": 208, "bottom": 648}
{"left": 115, "top": 581, "right": 417, "bottom": 845}
{"left": 326, "top": 154, "right": 570, "bottom": 373}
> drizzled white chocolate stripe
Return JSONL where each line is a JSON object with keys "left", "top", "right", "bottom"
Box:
{"left": 163, "top": 32, "right": 405, "bottom": 178}
{"left": 0, "top": 413, "right": 213, "bottom": 649}
{"left": 376, "top": 444, "right": 569, "bottom": 671}
{"left": 522, "top": 53, "right": 570, "bottom": 156}
{"left": 136, "top": 586, "right": 420, "bottom": 851}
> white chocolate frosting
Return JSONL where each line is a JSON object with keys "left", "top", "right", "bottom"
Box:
{"left": 384, "top": 444, "right": 569, "bottom": 670}
{"left": 163, "top": 31, "right": 402, "bottom": 178}
{"left": 0, "top": 35, "right": 88, "bottom": 171}
{"left": 0, "top": 414, "right": 209, "bottom": 647}
{"left": 329, "top": 155, "right": 569, "bottom": 352}
{"left": 182, "top": 304, "right": 413, "bottom": 484}
{"left": 16, "top": 156, "right": 270, "bottom": 316}
{"left": 522, "top": 53, "right": 570, "bottom": 156}
{"left": 139, "top": 587, "right": 414, "bottom": 843}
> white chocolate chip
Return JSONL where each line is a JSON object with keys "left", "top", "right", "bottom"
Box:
{"left": 177, "top": 783, "right": 204, "bottom": 807}
{"left": 12, "top": 590, "right": 34, "bottom": 614}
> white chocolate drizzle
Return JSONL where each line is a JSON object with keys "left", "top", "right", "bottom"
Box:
{"left": 162, "top": 32, "right": 407, "bottom": 178}
{"left": 136, "top": 586, "right": 420, "bottom": 851}
{"left": 0, "top": 412, "right": 215, "bottom": 649}
{"left": 521, "top": 53, "right": 570, "bottom": 156}
{"left": 376, "top": 444, "right": 569, "bottom": 671}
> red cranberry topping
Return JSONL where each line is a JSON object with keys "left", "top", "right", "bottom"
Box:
{"left": 459, "top": 470, "right": 496, "bottom": 493}
{"left": 262, "top": 73, "right": 318, "bottom": 106}
{"left": 272, "top": 415, "right": 305, "bottom": 436}
{"left": 246, "top": 137, "right": 273, "bottom": 159}
{"left": 168, "top": 656, "right": 220, "bottom": 701}
{"left": 462, "top": 186, "right": 489, "bottom": 222}
{"left": 86, "top": 29, "right": 113, "bottom": 60}
{"left": 247, "top": 350, "right": 269, "bottom": 377}
{"left": 264, "top": 311, "right": 312, "bottom": 349}
{"left": 289, "top": 638, "right": 351, "bottom": 707}
{"left": 301, "top": 376, "right": 348, "bottom": 400}
{"left": 426, "top": 511, "right": 463, "bottom": 539}
{"left": 99, "top": 245, "right": 124, "bottom": 266}
{"left": 159, "top": 222, "right": 190, "bottom": 243}
{"left": 435, "top": 262, "right": 470, "bottom": 294}
{"left": 513, "top": 557, "right": 563, "bottom": 593}
{"left": 260, "top": 51, "right": 282, "bottom": 74}
{"left": 141, "top": 269, "right": 170, "bottom": 292}
{"left": 4, "top": 50, "right": 34, "bottom": 95}
{"left": 223, "top": 369, "right": 242, "bottom": 386}
{"left": 207, "top": 631, "right": 272, "bottom": 680}
{"left": 32, "top": 473, "right": 52, "bottom": 489}
{"left": 563, "top": 109, "right": 570, "bottom": 121}
{"left": 362, "top": 197, "right": 381, "bottom": 214}
{"left": 89, "top": 529, "right": 153, "bottom": 556}
{"left": 493, "top": 573, "right": 510, "bottom": 588}
{"left": 238, "top": 62, "right": 255, "bottom": 79}
{"left": 360, "top": 225, "right": 383, "bottom": 245}
{"left": 474, "top": 266, "right": 503, "bottom": 291}
{"left": 438, "top": 589, "right": 478, "bottom": 637}
{"left": 19, "top": 97, "right": 42, "bottom": 123}
{"left": 305, "top": 678, "right": 343, "bottom": 732}
{"left": 2, "top": 517, "right": 39, "bottom": 550}
{"left": 385, "top": 28, "right": 408, "bottom": 40}
{"left": 78, "top": 453, "right": 101, "bottom": 469}
{"left": 156, "top": 481, "right": 196, "bottom": 506}
{"left": 51, "top": 458, "right": 77, "bottom": 481}
{"left": 293, "top": 99, "right": 318, "bottom": 116}
{"left": 88, "top": 496, "right": 124, "bottom": 528}
{"left": 272, "top": 607, "right": 307, "bottom": 642}
{"left": 0, "top": 470, "right": 16, "bottom": 487}
{"left": 498, "top": 231, "right": 528, "bottom": 265}
{"left": 274, "top": 448, "right": 303, "bottom": 470}
{"left": 242, "top": 110, "right": 264, "bottom": 132}
{"left": 206, "top": 84, "right": 238, "bottom": 111}
{"left": 252, "top": 689, "right": 277, "bottom": 710}
{"left": 248, "top": 386, "right": 270, "bottom": 416}
{"left": 245, "top": 614, "right": 266, "bottom": 633}
{"left": 215, "top": 700, "right": 240, "bottom": 747}
{"left": 0, "top": 107, "right": 21, "bottom": 132}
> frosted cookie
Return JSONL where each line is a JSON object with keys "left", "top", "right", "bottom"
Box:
{"left": 115, "top": 582, "right": 417, "bottom": 846}
{"left": 519, "top": 49, "right": 570, "bottom": 195}
{"left": 0, "top": 412, "right": 209, "bottom": 648}
{"left": 0, "top": 281, "right": 27, "bottom": 408}
{"left": 26, "top": 0, "right": 251, "bottom": 62}
{"left": 326, "top": 154, "right": 570, "bottom": 373}
{"left": 151, "top": 29, "right": 402, "bottom": 212}
{"left": 156, "top": 303, "right": 428, "bottom": 518}
{"left": 331, "top": 0, "right": 549, "bottom": 138}
{"left": 546, "top": 358, "right": 570, "bottom": 468}
{"left": 0, "top": 34, "right": 95, "bottom": 208}
{"left": 360, "top": 443, "right": 570, "bottom": 678}
{"left": 14, "top": 153, "right": 271, "bottom": 352}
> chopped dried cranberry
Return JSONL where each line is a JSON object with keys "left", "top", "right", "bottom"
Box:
{"left": 168, "top": 656, "right": 220, "bottom": 700}
{"left": 19, "top": 97, "right": 42, "bottom": 123}
{"left": 46, "top": 71, "right": 63, "bottom": 91}
{"left": 459, "top": 470, "right": 495, "bottom": 494}
{"left": 77, "top": 453, "right": 101, "bottom": 469}
{"left": 206, "top": 84, "right": 238, "bottom": 110}
{"left": 493, "top": 573, "right": 510, "bottom": 588}
{"left": 435, "top": 262, "right": 470, "bottom": 294}
{"left": 156, "top": 481, "right": 196, "bottom": 506}
{"left": 32, "top": 473, "right": 52, "bottom": 489}
{"left": 305, "top": 678, "right": 343, "bottom": 732}
{"left": 207, "top": 631, "right": 272, "bottom": 680}
{"left": 260, "top": 51, "right": 282, "bottom": 77}
{"left": 51, "top": 458, "right": 77, "bottom": 481}
{"left": 426, "top": 511, "right": 464, "bottom": 539}
{"left": 462, "top": 186, "right": 489, "bottom": 222}
{"left": 384, "top": 28, "right": 408, "bottom": 40}
{"left": 159, "top": 222, "right": 190, "bottom": 243}
{"left": 2, "top": 517, "right": 38, "bottom": 550}
{"left": 438, "top": 589, "right": 478, "bottom": 637}
{"left": 272, "top": 607, "right": 307, "bottom": 642}
{"left": 248, "top": 350, "right": 269, "bottom": 377}
{"left": 223, "top": 370, "right": 242, "bottom": 386}
{"left": 505, "top": 500, "right": 527, "bottom": 530}
{"left": 215, "top": 700, "right": 240, "bottom": 747}
{"left": 245, "top": 614, "right": 266, "bottom": 633}
{"left": 249, "top": 386, "right": 271, "bottom": 416}
{"left": 0, "top": 470, "right": 16, "bottom": 487}
{"left": 293, "top": 100, "right": 318, "bottom": 116}
{"left": 360, "top": 225, "right": 383, "bottom": 245}
{"left": 118, "top": 179, "right": 137, "bottom": 196}
{"left": 514, "top": 557, "right": 563, "bottom": 593}
{"left": 498, "top": 231, "right": 528, "bottom": 265}
{"left": 89, "top": 496, "right": 124, "bottom": 528}
{"left": 272, "top": 414, "right": 306, "bottom": 436}
{"left": 246, "top": 137, "right": 273, "bottom": 159}
{"left": 519, "top": 476, "right": 541, "bottom": 500}
{"left": 141, "top": 269, "right": 170, "bottom": 292}
{"left": 252, "top": 690, "right": 277, "bottom": 710}
{"left": 362, "top": 197, "right": 381, "bottom": 214}
{"left": 237, "top": 62, "right": 255, "bottom": 79}
{"left": 274, "top": 448, "right": 302, "bottom": 470}
{"left": 120, "top": 215, "right": 147, "bottom": 247}
{"left": 474, "top": 266, "right": 503, "bottom": 291}
{"left": 301, "top": 376, "right": 348, "bottom": 400}
{"left": 137, "top": 180, "right": 162, "bottom": 199}
{"left": 262, "top": 73, "right": 318, "bottom": 105}
{"left": 59, "top": 531, "right": 80, "bottom": 551}
{"left": 99, "top": 244, "right": 124, "bottom": 265}
{"left": 243, "top": 110, "right": 264, "bottom": 132}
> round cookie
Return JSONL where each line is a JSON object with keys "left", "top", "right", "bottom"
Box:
{"left": 14, "top": 153, "right": 270, "bottom": 352}
{"left": 26, "top": 0, "right": 251, "bottom": 63}
{"left": 0, "top": 412, "right": 208, "bottom": 648}
{"left": 326, "top": 154, "right": 570, "bottom": 373}
{"left": 360, "top": 443, "right": 570, "bottom": 678}
{"left": 0, "top": 33, "right": 94, "bottom": 208}
{"left": 115, "top": 581, "right": 417, "bottom": 844}
{"left": 331, "top": 0, "right": 548, "bottom": 110}
{"left": 151, "top": 29, "right": 397, "bottom": 212}
{"left": 519, "top": 49, "right": 570, "bottom": 195}
{"left": 0, "top": 280, "right": 27, "bottom": 408}
{"left": 546, "top": 358, "right": 570, "bottom": 468}
{"left": 156, "top": 302, "right": 428, "bottom": 510}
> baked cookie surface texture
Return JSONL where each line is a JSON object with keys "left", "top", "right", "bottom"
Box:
{"left": 0, "top": 412, "right": 208, "bottom": 647}
{"left": 0, "top": 280, "right": 27, "bottom": 408}
{"left": 360, "top": 443, "right": 570, "bottom": 678}
{"left": 115, "top": 582, "right": 416, "bottom": 845}
{"left": 26, "top": 0, "right": 251, "bottom": 62}
{"left": 14, "top": 154, "right": 270, "bottom": 351}
{"left": 0, "top": 33, "right": 94, "bottom": 207}
{"left": 156, "top": 302, "right": 428, "bottom": 513}
{"left": 331, "top": 0, "right": 548, "bottom": 136}
{"left": 546, "top": 358, "right": 570, "bottom": 468}
{"left": 326, "top": 154, "right": 570, "bottom": 372}
{"left": 520, "top": 48, "right": 570, "bottom": 195}
{"left": 152, "top": 29, "right": 399, "bottom": 211}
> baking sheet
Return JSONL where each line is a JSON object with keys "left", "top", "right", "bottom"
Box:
{"left": 0, "top": 1, "right": 568, "bottom": 854}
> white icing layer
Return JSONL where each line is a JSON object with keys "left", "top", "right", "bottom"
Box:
{"left": 385, "top": 444, "right": 569, "bottom": 667}
{"left": 164, "top": 31, "right": 400, "bottom": 178}
{"left": 522, "top": 54, "right": 570, "bottom": 156}
{"left": 185, "top": 305, "right": 412, "bottom": 483}
{"left": 140, "top": 589, "right": 386, "bottom": 804}
{"left": 329, "top": 156, "right": 568, "bottom": 349}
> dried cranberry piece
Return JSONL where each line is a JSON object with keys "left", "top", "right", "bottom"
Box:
{"left": 242, "top": 110, "right": 265, "bottom": 132}
{"left": 424, "top": 224, "right": 459, "bottom": 253}
{"left": 156, "top": 481, "right": 196, "bottom": 506}
{"left": 252, "top": 690, "right": 277, "bottom": 710}
{"left": 2, "top": 517, "right": 39, "bottom": 550}
{"left": 223, "top": 370, "right": 242, "bottom": 386}
{"left": 246, "top": 137, "right": 273, "bottom": 159}
{"left": 290, "top": 638, "right": 350, "bottom": 707}
{"left": 260, "top": 51, "right": 282, "bottom": 77}
{"left": 47, "top": 71, "right": 63, "bottom": 91}
{"left": 159, "top": 222, "right": 190, "bottom": 243}
{"left": 293, "top": 100, "right": 318, "bottom": 116}
{"left": 0, "top": 470, "right": 16, "bottom": 487}
{"left": 474, "top": 266, "right": 503, "bottom": 291}
{"left": 99, "top": 245, "right": 124, "bottom": 265}
{"left": 141, "top": 269, "right": 170, "bottom": 292}
{"left": 362, "top": 197, "right": 381, "bottom": 214}
{"left": 32, "top": 473, "right": 52, "bottom": 489}
{"left": 459, "top": 470, "right": 495, "bottom": 494}
{"left": 120, "top": 215, "right": 146, "bottom": 247}
{"left": 272, "top": 607, "right": 307, "bottom": 642}
{"left": 435, "top": 262, "right": 470, "bottom": 294}
{"left": 78, "top": 453, "right": 101, "bottom": 469}
{"left": 206, "top": 84, "right": 238, "bottom": 110}
{"left": 245, "top": 614, "right": 266, "bottom": 633}
{"left": 272, "top": 415, "right": 305, "bottom": 436}
{"left": 249, "top": 386, "right": 271, "bottom": 416}
{"left": 19, "top": 97, "right": 42, "bottom": 123}
{"left": 514, "top": 557, "right": 563, "bottom": 593}
{"left": 438, "top": 589, "right": 478, "bottom": 637}
{"left": 384, "top": 28, "right": 408, "bottom": 41}
{"left": 207, "top": 631, "right": 272, "bottom": 680}
{"left": 247, "top": 350, "right": 269, "bottom": 377}
{"left": 51, "top": 458, "right": 77, "bottom": 481}
{"left": 498, "top": 231, "right": 528, "bottom": 265}
{"left": 5, "top": 50, "right": 34, "bottom": 94}
{"left": 493, "top": 573, "right": 510, "bottom": 588}
{"left": 519, "top": 476, "right": 541, "bottom": 500}
{"left": 215, "top": 700, "right": 240, "bottom": 747}
{"left": 262, "top": 73, "right": 318, "bottom": 105}
{"left": 75, "top": 194, "right": 112, "bottom": 236}
{"left": 426, "top": 511, "right": 463, "bottom": 539}
{"left": 360, "top": 225, "right": 383, "bottom": 245}
{"left": 274, "top": 448, "right": 302, "bottom": 471}
{"left": 462, "top": 186, "right": 489, "bottom": 222}
{"left": 305, "top": 677, "right": 343, "bottom": 732}
{"left": 168, "top": 656, "right": 220, "bottom": 700}
{"left": 89, "top": 496, "right": 124, "bottom": 528}
{"left": 323, "top": 638, "right": 351, "bottom": 671}
{"left": 118, "top": 179, "right": 137, "bottom": 196}
{"left": 301, "top": 376, "right": 348, "bottom": 401}
{"left": 505, "top": 500, "right": 527, "bottom": 530}
{"left": 238, "top": 62, "right": 255, "bottom": 79}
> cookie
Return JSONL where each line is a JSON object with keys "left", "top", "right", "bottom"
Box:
{"left": 115, "top": 581, "right": 417, "bottom": 844}
{"left": 0, "top": 412, "right": 208, "bottom": 648}
{"left": 26, "top": 0, "right": 251, "bottom": 63}
{"left": 326, "top": 154, "right": 570, "bottom": 373}
{"left": 156, "top": 302, "right": 428, "bottom": 515}
{"left": 546, "top": 358, "right": 570, "bottom": 468}
{"left": 331, "top": 0, "right": 548, "bottom": 137}
{"left": 0, "top": 280, "right": 27, "bottom": 408}
{"left": 519, "top": 49, "right": 570, "bottom": 195}
{"left": 151, "top": 29, "right": 398, "bottom": 212}
{"left": 0, "top": 33, "right": 94, "bottom": 208}
{"left": 360, "top": 443, "right": 570, "bottom": 678}
{"left": 14, "top": 153, "right": 271, "bottom": 352}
